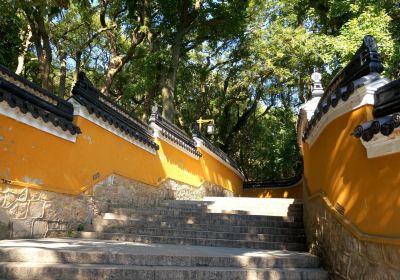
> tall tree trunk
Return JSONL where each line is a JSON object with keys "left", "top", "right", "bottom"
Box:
{"left": 160, "top": 0, "right": 202, "bottom": 121}
{"left": 100, "top": 31, "right": 145, "bottom": 95}
{"left": 33, "top": 14, "right": 52, "bottom": 90}
{"left": 161, "top": 29, "right": 185, "bottom": 121}
{"left": 59, "top": 51, "right": 67, "bottom": 98}
{"left": 73, "top": 51, "right": 82, "bottom": 85}
{"left": 99, "top": 0, "right": 148, "bottom": 95}
{"left": 16, "top": 26, "right": 32, "bottom": 75}
{"left": 142, "top": 32, "right": 161, "bottom": 121}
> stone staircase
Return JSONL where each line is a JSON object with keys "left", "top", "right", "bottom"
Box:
{"left": 0, "top": 197, "right": 328, "bottom": 279}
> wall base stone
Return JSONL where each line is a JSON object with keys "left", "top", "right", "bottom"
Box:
{"left": 304, "top": 190, "right": 400, "bottom": 279}
{"left": 0, "top": 175, "right": 234, "bottom": 239}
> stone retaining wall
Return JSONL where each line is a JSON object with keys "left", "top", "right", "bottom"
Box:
{"left": 0, "top": 175, "right": 233, "bottom": 239}
{"left": 304, "top": 191, "right": 400, "bottom": 279}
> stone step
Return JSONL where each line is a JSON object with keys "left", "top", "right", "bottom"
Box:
{"left": 160, "top": 201, "right": 303, "bottom": 209}
{"left": 103, "top": 211, "right": 303, "bottom": 224}
{"left": 109, "top": 207, "right": 303, "bottom": 220}
{"left": 99, "top": 213, "right": 305, "bottom": 228}
{"left": 75, "top": 232, "right": 307, "bottom": 251}
{"left": 160, "top": 199, "right": 303, "bottom": 209}
{"left": 0, "top": 262, "right": 328, "bottom": 280}
{"left": 98, "top": 227, "right": 306, "bottom": 243}
{"left": 155, "top": 204, "right": 304, "bottom": 212}
{"left": 0, "top": 247, "right": 319, "bottom": 269}
{"left": 0, "top": 239, "right": 327, "bottom": 280}
{"left": 98, "top": 222, "right": 305, "bottom": 235}
{"left": 0, "top": 238, "right": 320, "bottom": 267}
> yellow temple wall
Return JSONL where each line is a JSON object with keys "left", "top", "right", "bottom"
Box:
{"left": 242, "top": 179, "right": 303, "bottom": 199}
{"left": 0, "top": 113, "right": 243, "bottom": 197}
{"left": 302, "top": 104, "right": 400, "bottom": 238}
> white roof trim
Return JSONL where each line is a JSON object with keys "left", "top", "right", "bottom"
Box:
{"left": 70, "top": 98, "right": 157, "bottom": 155}
{"left": 361, "top": 127, "right": 400, "bottom": 158}
{"left": 305, "top": 77, "right": 390, "bottom": 147}
{"left": 0, "top": 101, "right": 77, "bottom": 142}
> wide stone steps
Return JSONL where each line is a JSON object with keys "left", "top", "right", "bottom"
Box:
{"left": 96, "top": 227, "right": 306, "bottom": 243}
{"left": 153, "top": 205, "right": 304, "bottom": 216}
{"left": 158, "top": 198, "right": 304, "bottom": 216}
{"left": 0, "top": 243, "right": 318, "bottom": 268}
{"left": 75, "top": 232, "right": 307, "bottom": 251}
{"left": 0, "top": 263, "right": 328, "bottom": 280}
{"left": 103, "top": 223, "right": 305, "bottom": 235}
{"left": 155, "top": 201, "right": 303, "bottom": 212}
{"left": 97, "top": 213, "right": 305, "bottom": 228}
{"left": 0, "top": 198, "right": 328, "bottom": 279}
{"left": 109, "top": 207, "right": 303, "bottom": 221}
{"left": 0, "top": 238, "right": 327, "bottom": 280}
{"left": 79, "top": 199, "right": 307, "bottom": 250}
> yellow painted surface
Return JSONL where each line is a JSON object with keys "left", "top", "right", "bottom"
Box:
{"left": 198, "top": 148, "right": 243, "bottom": 195}
{"left": 303, "top": 105, "right": 400, "bottom": 237}
{"left": 242, "top": 180, "right": 303, "bottom": 198}
{"left": 0, "top": 114, "right": 243, "bottom": 195}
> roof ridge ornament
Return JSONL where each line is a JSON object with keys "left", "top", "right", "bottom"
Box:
{"left": 311, "top": 71, "right": 324, "bottom": 98}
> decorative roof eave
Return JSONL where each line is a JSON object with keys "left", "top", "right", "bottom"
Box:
{"left": 149, "top": 106, "right": 201, "bottom": 159}
{"left": 320, "top": 35, "right": 384, "bottom": 103}
{"left": 191, "top": 127, "right": 245, "bottom": 179}
{"left": 352, "top": 78, "right": 400, "bottom": 158}
{"left": 303, "top": 74, "right": 389, "bottom": 147}
{"left": 71, "top": 72, "right": 158, "bottom": 151}
{"left": 373, "top": 78, "right": 400, "bottom": 118}
{"left": 360, "top": 127, "right": 400, "bottom": 158}
{"left": 0, "top": 64, "right": 81, "bottom": 138}
{"left": 352, "top": 113, "right": 400, "bottom": 142}
{"left": 302, "top": 36, "right": 385, "bottom": 145}
{"left": 354, "top": 115, "right": 400, "bottom": 159}
{"left": 70, "top": 99, "right": 157, "bottom": 154}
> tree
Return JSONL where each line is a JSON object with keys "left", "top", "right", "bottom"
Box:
{"left": 0, "top": 1, "right": 23, "bottom": 70}
{"left": 2, "top": 0, "right": 399, "bottom": 179}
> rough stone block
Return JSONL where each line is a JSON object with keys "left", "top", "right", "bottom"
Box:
{"left": 8, "top": 201, "right": 29, "bottom": 218}
{"left": 348, "top": 253, "right": 367, "bottom": 279}
{"left": 48, "top": 221, "right": 61, "bottom": 230}
{"left": 335, "top": 253, "right": 350, "bottom": 278}
{"left": 28, "top": 189, "right": 42, "bottom": 201}
{"left": 32, "top": 220, "right": 47, "bottom": 237}
{"left": 0, "top": 221, "right": 11, "bottom": 239}
{"left": 382, "top": 244, "right": 400, "bottom": 269}
{"left": 43, "top": 201, "right": 63, "bottom": 220}
{"left": 342, "top": 229, "right": 359, "bottom": 254}
{"left": 27, "top": 201, "right": 45, "bottom": 218}
{"left": 0, "top": 192, "right": 6, "bottom": 207}
{"left": 362, "top": 241, "right": 384, "bottom": 264}
{"left": 3, "top": 192, "right": 18, "bottom": 208}
{"left": 40, "top": 191, "right": 58, "bottom": 200}
{"left": 363, "top": 264, "right": 395, "bottom": 280}
{"left": 16, "top": 188, "right": 28, "bottom": 201}
{"left": 12, "top": 219, "right": 33, "bottom": 238}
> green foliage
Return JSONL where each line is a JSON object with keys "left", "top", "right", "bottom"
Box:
{"left": 67, "top": 228, "right": 74, "bottom": 237}
{"left": 77, "top": 224, "right": 84, "bottom": 231}
{"left": 1, "top": 0, "right": 400, "bottom": 180}
{"left": 238, "top": 107, "right": 302, "bottom": 180}
{"left": 0, "top": 2, "right": 22, "bottom": 69}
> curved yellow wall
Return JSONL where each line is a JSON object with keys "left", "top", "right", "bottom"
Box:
{"left": 303, "top": 104, "right": 400, "bottom": 237}
{"left": 0, "top": 114, "right": 243, "bottom": 196}
{"left": 242, "top": 180, "right": 303, "bottom": 198}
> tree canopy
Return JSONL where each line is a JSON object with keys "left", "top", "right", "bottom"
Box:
{"left": 0, "top": 0, "right": 399, "bottom": 180}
